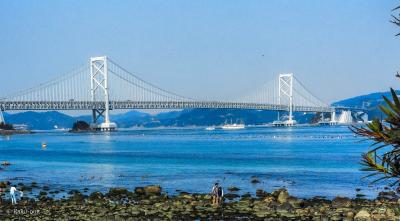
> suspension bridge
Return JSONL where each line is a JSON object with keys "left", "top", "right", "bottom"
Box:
{"left": 0, "top": 56, "right": 358, "bottom": 130}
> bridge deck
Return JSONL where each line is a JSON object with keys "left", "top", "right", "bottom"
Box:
{"left": 0, "top": 101, "right": 334, "bottom": 112}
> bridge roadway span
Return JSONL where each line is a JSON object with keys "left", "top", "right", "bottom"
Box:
{"left": 0, "top": 101, "right": 333, "bottom": 112}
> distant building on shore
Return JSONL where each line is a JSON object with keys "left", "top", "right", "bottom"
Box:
{"left": 12, "top": 124, "right": 28, "bottom": 130}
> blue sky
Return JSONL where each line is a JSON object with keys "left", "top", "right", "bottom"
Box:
{"left": 0, "top": 0, "right": 399, "bottom": 103}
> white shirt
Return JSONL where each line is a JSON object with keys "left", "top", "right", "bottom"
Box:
{"left": 211, "top": 185, "right": 224, "bottom": 197}
{"left": 10, "top": 187, "right": 16, "bottom": 195}
{"left": 212, "top": 186, "right": 218, "bottom": 195}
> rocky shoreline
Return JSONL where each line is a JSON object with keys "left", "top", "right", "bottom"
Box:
{"left": 0, "top": 184, "right": 399, "bottom": 220}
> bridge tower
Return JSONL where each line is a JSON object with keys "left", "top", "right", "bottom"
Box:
{"left": 90, "top": 56, "right": 117, "bottom": 131}
{"left": 279, "top": 73, "right": 296, "bottom": 126}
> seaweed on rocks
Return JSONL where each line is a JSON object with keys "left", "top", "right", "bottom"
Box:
{"left": 0, "top": 185, "right": 399, "bottom": 220}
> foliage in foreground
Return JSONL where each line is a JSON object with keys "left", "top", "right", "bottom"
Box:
{"left": 351, "top": 88, "right": 400, "bottom": 186}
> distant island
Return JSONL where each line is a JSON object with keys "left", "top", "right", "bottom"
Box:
{"left": 69, "top": 121, "right": 93, "bottom": 133}
{"left": 0, "top": 122, "right": 31, "bottom": 135}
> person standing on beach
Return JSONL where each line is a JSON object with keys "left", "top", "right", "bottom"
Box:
{"left": 211, "top": 183, "right": 219, "bottom": 205}
{"left": 10, "top": 185, "right": 17, "bottom": 205}
{"left": 211, "top": 183, "right": 224, "bottom": 206}
{"left": 217, "top": 185, "right": 224, "bottom": 205}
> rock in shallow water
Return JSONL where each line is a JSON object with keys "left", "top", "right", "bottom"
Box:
{"left": 144, "top": 185, "right": 161, "bottom": 196}
{"left": 227, "top": 186, "right": 240, "bottom": 192}
{"left": 250, "top": 177, "right": 260, "bottom": 184}
{"left": 224, "top": 193, "right": 240, "bottom": 200}
{"left": 377, "top": 191, "right": 398, "bottom": 200}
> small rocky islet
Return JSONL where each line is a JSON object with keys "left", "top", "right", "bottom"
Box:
{"left": 0, "top": 182, "right": 399, "bottom": 221}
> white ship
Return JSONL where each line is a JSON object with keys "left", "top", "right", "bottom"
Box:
{"left": 13, "top": 124, "right": 28, "bottom": 130}
{"left": 221, "top": 119, "right": 245, "bottom": 130}
{"left": 205, "top": 126, "right": 216, "bottom": 131}
{"left": 221, "top": 123, "right": 245, "bottom": 130}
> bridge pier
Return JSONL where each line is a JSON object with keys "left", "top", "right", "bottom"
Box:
{"left": 90, "top": 108, "right": 117, "bottom": 131}
{"left": 0, "top": 109, "right": 4, "bottom": 124}
{"left": 90, "top": 56, "right": 117, "bottom": 131}
{"left": 284, "top": 119, "right": 296, "bottom": 126}
{"left": 329, "top": 110, "right": 338, "bottom": 125}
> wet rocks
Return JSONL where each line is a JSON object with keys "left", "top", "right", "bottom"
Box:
{"left": 255, "top": 189, "right": 269, "bottom": 198}
{"left": 68, "top": 189, "right": 80, "bottom": 195}
{"left": 134, "top": 185, "right": 162, "bottom": 198}
{"left": 107, "top": 188, "right": 130, "bottom": 198}
{"left": 30, "top": 181, "right": 38, "bottom": 188}
{"left": 134, "top": 187, "right": 145, "bottom": 195}
{"left": 286, "top": 196, "right": 304, "bottom": 208}
{"left": 89, "top": 191, "right": 104, "bottom": 201}
{"left": 143, "top": 185, "right": 161, "bottom": 196}
{"left": 0, "top": 181, "right": 8, "bottom": 188}
{"left": 332, "top": 196, "right": 352, "bottom": 208}
{"left": 69, "top": 192, "right": 86, "bottom": 202}
{"left": 272, "top": 188, "right": 289, "bottom": 204}
{"left": 377, "top": 191, "right": 398, "bottom": 200}
{"left": 224, "top": 193, "right": 240, "bottom": 200}
{"left": 241, "top": 193, "right": 252, "bottom": 198}
{"left": 356, "top": 193, "right": 366, "bottom": 198}
{"left": 227, "top": 186, "right": 240, "bottom": 192}
{"left": 354, "top": 210, "right": 371, "bottom": 221}
{"left": 0, "top": 185, "right": 399, "bottom": 220}
{"left": 250, "top": 177, "right": 260, "bottom": 184}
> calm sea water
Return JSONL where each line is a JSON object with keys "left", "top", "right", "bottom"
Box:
{"left": 0, "top": 126, "right": 388, "bottom": 199}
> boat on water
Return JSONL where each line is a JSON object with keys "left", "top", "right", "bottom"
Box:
{"left": 221, "top": 119, "right": 245, "bottom": 130}
{"left": 205, "top": 126, "right": 216, "bottom": 131}
{"left": 221, "top": 123, "right": 245, "bottom": 130}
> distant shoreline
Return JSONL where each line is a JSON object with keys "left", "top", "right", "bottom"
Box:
{"left": 0, "top": 130, "right": 32, "bottom": 136}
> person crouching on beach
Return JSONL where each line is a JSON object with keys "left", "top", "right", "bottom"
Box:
{"left": 211, "top": 183, "right": 224, "bottom": 206}
{"left": 19, "top": 189, "right": 24, "bottom": 201}
{"left": 0, "top": 187, "right": 3, "bottom": 204}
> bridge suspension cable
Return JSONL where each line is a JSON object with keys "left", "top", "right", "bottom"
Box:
{"left": 107, "top": 58, "right": 194, "bottom": 102}
{"left": 232, "top": 78, "right": 279, "bottom": 104}
{"left": 292, "top": 76, "right": 328, "bottom": 108}
{"left": 2, "top": 64, "right": 91, "bottom": 102}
